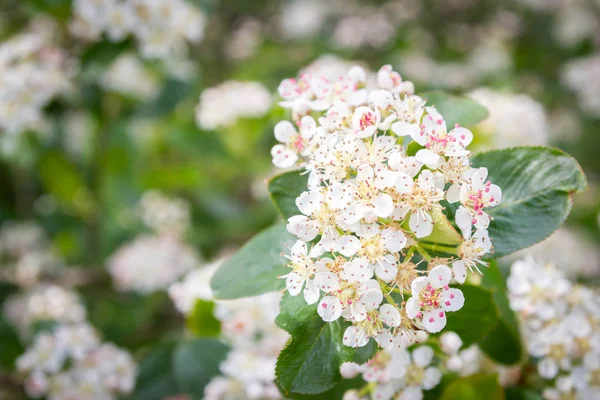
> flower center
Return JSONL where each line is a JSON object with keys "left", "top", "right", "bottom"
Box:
{"left": 358, "top": 236, "right": 385, "bottom": 263}
{"left": 404, "top": 364, "right": 425, "bottom": 386}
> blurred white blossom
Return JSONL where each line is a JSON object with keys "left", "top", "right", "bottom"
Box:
{"left": 70, "top": 0, "right": 205, "bottom": 60}
{"left": 17, "top": 322, "right": 136, "bottom": 400}
{"left": 469, "top": 88, "right": 549, "bottom": 149}
{"left": 0, "top": 221, "right": 60, "bottom": 287}
{"left": 0, "top": 25, "right": 72, "bottom": 138}
{"left": 562, "top": 54, "right": 600, "bottom": 117}
{"left": 3, "top": 284, "right": 86, "bottom": 338}
{"left": 138, "top": 190, "right": 191, "bottom": 238}
{"left": 100, "top": 53, "right": 159, "bottom": 98}
{"left": 195, "top": 81, "right": 272, "bottom": 130}
{"left": 108, "top": 234, "right": 200, "bottom": 294}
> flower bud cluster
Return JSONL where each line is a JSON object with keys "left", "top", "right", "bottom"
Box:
{"left": 507, "top": 257, "right": 600, "bottom": 399}
{"left": 17, "top": 322, "right": 136, "bottom": 399}
{"left": 272, "top": 65, "right": 502, "bottom": 348}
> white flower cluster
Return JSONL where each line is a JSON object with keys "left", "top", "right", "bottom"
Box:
{"left": 0, "top": 221, "right": 59, "bottom": 287}
{"left": 17, "top": 322, "right": 136, "bottom": 400}
{"left": 107, "top": 234, "right": 199, "bottom": 294}
{"left": 205, "top": 293, "right": 289, "bottom": 400}
{"left": 0, "top": 28, "right": 72, "bottom": 136}
{"left": 70, "top": 0, "right": 205, "bottom": 60}
{"left": 507, "top": 257, "right": 600, "bottom": 399}
{"left": 342, "top": 345, "right": 443, "bottom": 400}
{"left": 3, "top": 284, "right": 86, "bottom": 338}
{"left": 469, "top": 88, "right": 549, "bottom": 149}
{"left": 195, "top": 81, "right": 272, "bottom": 130}
{"left": 100, "top": 53, "right": 159, "bottom": 98}
{"left": 138, "top": 190, "right": 191, "bottom": 238}
{"left": 272, "top": 64, "right": 501, "bottom": 348}
{"left": 562, "top": 54, "right": 600, "bottom": 117}
{"left": 167, "top": 260, "right": 288, "bottom": 399}
{"left": 168, "top": 259, "right": 220, "bottom": 314}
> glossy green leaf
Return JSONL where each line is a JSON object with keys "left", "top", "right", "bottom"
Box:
{"left": 172, "top": 338, "right": 230, "bottom": 399}
{"left": 479, "top": 262, "right": 524, "bottom": 365}
{"left": 422, "top": 91, "right": 489, "bottom": 128}
{"left": 268, "top": 170, "right": 308, "bottom": 219}
{"left": 440, "top": 374, "right": 504, "bottom": 400}
{"left": 275, "top": 293, "right": 375, "bottom": 395}
{"left": 210, "top": 224, "right": 295, "bottom": 299}
{"left": 186, "top": 299, "right": 221, "bottom": 337}
{"left": 443, "top": 285, "right": 499, "bottom": 347}
{"left": 131, "top": 342, "right": 181, "bottom": 400}
{"left": 471, "top": 147, "right": 586, "bottom": 257}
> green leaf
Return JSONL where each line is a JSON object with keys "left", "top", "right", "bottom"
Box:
{"left": 37, "top": 151, "right": 94, "bottom": 218}
{"left": 471, "top": 147, "right": 586, "bottom": 257}
{"left": 131, "top": 342, "right": 181, "bottom": 400}
{"left": 505, "top": 388, "right": 543, "bottom": 400}
{"left": 268, "top": 170, "right": 308, "bottom": 219}
{"left": 275, "top": 293, "right": 375, "bottom": 395}
{"left": 210, "top": 224, "right": 295, "bottom": 299}
{"left": 172, "top": 338, "right": 230, "bottom": 399}
{"left": 422, "top": 91, "right": 489, "bottom": 128}
{"left": 186, "top": 299, "right": 221, "bottom": 337}
{"left": 422, "top": 208, "right": 462, "bottom": 248}
{"left": 440, "top": 374, "right": 504, "bottom": 400}
{"left": 443, "top": 285, "right": 499, "bottom": 347}
{"left": 290, "top": 377, "right": 367, "bottom": 400}
{"left": 479, "top": 262, "right": 524, "bottom": 365}
{"left": 0, "top": 317, "right": 23, "bottom": 371}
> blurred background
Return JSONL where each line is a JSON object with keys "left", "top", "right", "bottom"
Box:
{"left": 0, "top": 0, "right": 599, "bottom": 398}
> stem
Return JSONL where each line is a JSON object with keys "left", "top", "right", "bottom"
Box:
{"left": 377, "top": 278, "right": 398, "bottom": 307}
{"left": 421, "top": 242, "right": 459, "bottom": 255}
{"left": 414, "top": 243, "right": 432, "bottom": 262}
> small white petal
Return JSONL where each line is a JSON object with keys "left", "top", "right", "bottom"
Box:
{"left": 428, "top": 265, "right": 452, "bottom": 289}
{"left": 380, "top": 304, "right": 401, "bottom": 327}
{"left": 317, "top": 296, "right": 343, "bottom": 322}
{"left": 452, "top": 260, "right": 467, "bottom": 284}
{"left": 441, "top": 288, "right": 465, "bottom": 312}
{"left": 412, "top": 346, "right": 434, "bottom": 368}
{"left": 423, "top": 309, "right": 447, "bottom": 333}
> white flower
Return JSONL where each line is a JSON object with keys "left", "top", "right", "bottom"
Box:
{"left": 352, "top": 106, "right": 381, "bottom": 138}
{"left": 392, "top": 169, "right": 444, "bottom": 238}
{"left": 271, "top": 116, "right": 322, "bottom": 168}
{"left": 406, "top": 266, "right": 465, "bottom": 333}
{"left": 281, "top": 240, "right": 329, "bottom": 304}
{"left": 449, "top": 167, "right": 502, "bottom": 238}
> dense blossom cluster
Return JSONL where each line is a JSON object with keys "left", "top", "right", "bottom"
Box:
{"left": 205, "top": 293, "right": 289, "bottom": 400}
{"left": 469, "top": 88, "right": 549, "bottom": 149}
{"left": 342, "top": 344, "right": 443, "bottom": 400}
{"left": 272, "top": 64, "right": 501, "bottom": 349}
{"left": 17, "top": 322, "right": 136, "bottom": 400}
{"left": 0, "top": 221, "right": 60, "bottom": 287}
{"left": 3, "top": 284, "right": 86, "bottom": 338}
{"left": 138, "top": 190, "right": 191, "bottom": 238}
{"left": 507, "top": 257, "right": 600, "bottom": 399}
{"left": 195, "top": 81, "right": 272, "bottom": 130}
{"left": 107, "top": 234, "right": 200, "bottom": 293}
{"left": 100, "top": 53, "right": 159, "bottom": 98}
{"left": 70, "top": 0, "right": 205, "bottom": 60}
{"left": 0, "top": 26, "right": 72, "bottom": 138}
{"left": 168, "top": 260, "right": 288, "bottom": 399}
